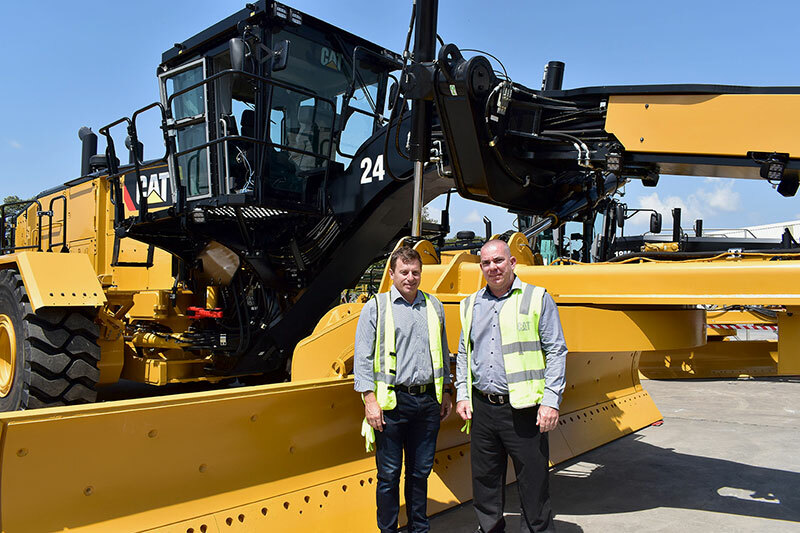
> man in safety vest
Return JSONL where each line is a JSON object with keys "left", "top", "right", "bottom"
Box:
{"left": 354, "top": 245, "right": 452, "bottom": 533}
{"left": 456, "top": 239, "right": 567, "bottom": 533}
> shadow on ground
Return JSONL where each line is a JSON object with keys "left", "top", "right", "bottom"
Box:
{"left": 551, "top": 434, "right": 800, "bottom": 523}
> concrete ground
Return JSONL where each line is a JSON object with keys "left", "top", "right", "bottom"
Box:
{"left": 431, "top": 377, "right": 800, "bottom": 532}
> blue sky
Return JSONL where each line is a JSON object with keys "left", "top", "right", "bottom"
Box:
{"left": 2, "top": 0, "right": 800, "bottom": 237}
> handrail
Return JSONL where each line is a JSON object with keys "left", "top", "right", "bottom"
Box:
{"left": 0, "top": 199, "right": 44, "bottom": 253}
{"left": 98, "top": 66, "right": 341, "bottom": 230}
{"left": 46, "top": 195, "right": 68, "bottom": 252}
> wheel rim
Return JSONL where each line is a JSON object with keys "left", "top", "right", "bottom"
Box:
{"left": 0, "top": 314, "right": 16, "bottom": 397}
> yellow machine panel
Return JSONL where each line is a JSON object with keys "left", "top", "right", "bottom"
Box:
{"left": 606, "top": 94, "right": 800, "bottom": 160}
{"left": 0, "top": 252, "right": 105, "bottom": 311}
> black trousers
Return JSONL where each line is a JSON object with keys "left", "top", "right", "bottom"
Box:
{"left": 374, "top": 390, "right": 441, "bottom": 533}
{"left": 471, "top": 394, "right": 554, "bottom": 533}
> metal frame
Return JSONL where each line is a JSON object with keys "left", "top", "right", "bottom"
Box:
{"left": 0, "top": 200, "right": 44, "bottom": 253}
{"left": 159, "top": 57, "right": 213, "bottom": 202}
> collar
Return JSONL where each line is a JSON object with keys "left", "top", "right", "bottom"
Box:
{"left": 390, "top": 285, "right": 424, "bottom": 306}
{"left": 480, "top": 275, "right": 522, "bottom": 301}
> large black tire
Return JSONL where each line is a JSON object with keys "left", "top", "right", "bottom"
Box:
{"left": 0, "top": 269, "right": 100, "bottom": 411}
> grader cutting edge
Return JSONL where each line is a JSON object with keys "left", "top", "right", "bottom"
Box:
{"left": 3, "top": 0, "right": 800, "bottom": 530}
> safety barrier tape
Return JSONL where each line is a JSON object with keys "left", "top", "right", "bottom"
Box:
{"left": 710, "top": 324, "right": 778, "bottom": 331}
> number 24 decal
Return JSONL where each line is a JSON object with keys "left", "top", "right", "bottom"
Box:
{"left": 359, "top": 155, "right": 385, "bottom": 184}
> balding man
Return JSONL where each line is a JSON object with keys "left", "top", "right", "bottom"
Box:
{"left": 456, "top": 239, "right": 567, "bottom": 533}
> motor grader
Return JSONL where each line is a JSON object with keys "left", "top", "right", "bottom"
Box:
{"left": 578, "top": 202, "right": 796, "bottom": 380}
{"left": 1, "top": 0, "right": 800, "bottom": 531}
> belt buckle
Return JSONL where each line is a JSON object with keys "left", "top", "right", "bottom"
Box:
{"left": 408, "top": 385, "right": 426, "bottom": 396}
{"left": 488, "top": 393, "right": 505, "bottom": 405}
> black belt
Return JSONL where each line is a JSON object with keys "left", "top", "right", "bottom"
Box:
{"left": 473, "top": 387, "right": 510, "bottom": 405}
{"left": 396, "top": 383, "right": 434, "bottom": 396}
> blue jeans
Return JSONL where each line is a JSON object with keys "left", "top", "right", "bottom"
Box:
{"left": 375, "top": 390, "right": 441, "bottom": 533}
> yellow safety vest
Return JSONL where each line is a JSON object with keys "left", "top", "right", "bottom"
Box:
{"left": 459, "top": 282, "right": 546, "bottom": 433}
{"left": 361, "top": 290, "right": 445, "bottom": 451}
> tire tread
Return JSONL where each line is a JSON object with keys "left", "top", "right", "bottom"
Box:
{"left": 0, "top": 269, "right": 101, "bottom": 409}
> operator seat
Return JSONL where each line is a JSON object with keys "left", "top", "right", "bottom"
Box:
{"left": 290, "top": 105, "right": 335, "bottom": 172}
{"left": 240, "top": 109, "right": 299, "bottom": 195}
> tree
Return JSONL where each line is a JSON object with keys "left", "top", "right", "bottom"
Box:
{"left": 2, "top": 195, "right": 31, "bottom": 250}
{"left": 421, "top": 205, "right": 437, "bottom": 225}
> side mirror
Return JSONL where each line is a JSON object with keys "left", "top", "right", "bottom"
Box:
{"left": 650, "top": 212, "right": 662, "bottom": 234}
{"left": 387, "top": 81, "right": 398, "bottom": 111}
{"left": 615, "top": 204, "right": 626, "bottom": 228}
{"left": 272, "top": 40, "right": 290, "bottom": 72}
{"left": 229, "top": 38, "right": 248, "bottom": 73}
{"left": 124, "top": 135, "right": 144, "bottom": 165}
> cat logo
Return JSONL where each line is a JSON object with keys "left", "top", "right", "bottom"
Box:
{"left": 320, "top": 47, "right": 342, "bottom": 71}
{"left": 123, "top": 171, "right": 171, "bottom": 212}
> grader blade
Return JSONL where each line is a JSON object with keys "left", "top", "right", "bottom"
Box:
{"left": 640, "top": 340, "right": 779, "bottom": 379}
{"left": 0, "top": 353, "right": 662, "bottom": 532}
{"left": 639, "top": 307, "right": 800, "bottom": 379}
{"left": 0, "top": 379, "right": 471, "bottom": 532}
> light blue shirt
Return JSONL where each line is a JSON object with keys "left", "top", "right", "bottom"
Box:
{"left": 455, "top": 276, "right": 568, "bottom": 409}
{"left": 353, "top": 286, "right": 450, "bottom": 393}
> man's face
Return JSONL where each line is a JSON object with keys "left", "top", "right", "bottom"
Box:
{"left": 390, "top": 257, "right": 422, "bottom": 301}
{"left": 480, "top": 242, "right": 517, "bottom": 294}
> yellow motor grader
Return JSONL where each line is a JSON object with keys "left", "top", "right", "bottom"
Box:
{"left": 1, "top": 1, "right": 800, "bottom": 531}
{"left": 580, "top": 202, "right": 796, "bottom": 379}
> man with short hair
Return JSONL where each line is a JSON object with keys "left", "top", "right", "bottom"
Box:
{"left": 354, "top": 245, "right": 452, "bottom": 533}
{"left": 456, "top": 239, "right": 567, "bottom": 533}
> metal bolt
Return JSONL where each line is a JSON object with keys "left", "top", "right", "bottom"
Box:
{"left": 640, "top": 137, "right": 645, "bottom": 143}
{"left": 645, "top": 103, "right": 649, "bottom": 109}
{"left": 16, "top": 448, "right": 27, "bottom": 457}
{"left": 148, "top": 429, "right": 158, "bottom": 438}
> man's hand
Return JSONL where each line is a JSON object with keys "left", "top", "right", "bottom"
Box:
{"left": 537, "top": 405, "right": 559, "bottom": 432}
{"left": 363, "top": 392, "right": 385, "bottom": 431}
{"left": 456, "top": 400, "right": 472, "bottom": 422}
{"left": 440, "top": 392, "right": 453, "bottom": 421}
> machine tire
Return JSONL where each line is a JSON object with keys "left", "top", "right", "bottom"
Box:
{"left": 0, "top": 269, "right": 100, "bottom": 411}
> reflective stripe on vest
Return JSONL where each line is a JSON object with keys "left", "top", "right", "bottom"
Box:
{"left": 461, "top": 283, "right": 547, "bottom": 411}
{"left": 374, "top": 290, "right": 445, "bottom": 410}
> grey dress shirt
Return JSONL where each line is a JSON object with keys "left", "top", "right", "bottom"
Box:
{"left": 354, "top": 286, "right": 450, "bottom": 393}
{"left": 455, "top": 276, "right": 568, "bottom": 409}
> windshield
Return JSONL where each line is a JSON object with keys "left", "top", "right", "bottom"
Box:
{"left": 270, "top": 28, "right": 390, "bottom": 163}
{"left": 161, "top": 23, "right": 394, "bottom": 206}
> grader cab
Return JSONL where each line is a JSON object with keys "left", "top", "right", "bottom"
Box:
{"left": 0, "top": 1, "right": 440, "bottom": 406}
